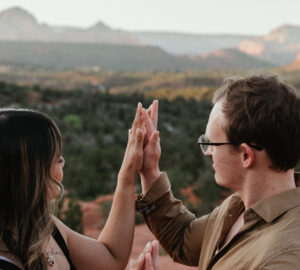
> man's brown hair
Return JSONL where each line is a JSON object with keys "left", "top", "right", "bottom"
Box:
{"left": 213, "top": 74, "right": 300, "bottom": 171}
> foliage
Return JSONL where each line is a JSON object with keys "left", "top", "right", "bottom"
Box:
{"left": 0, "top": 79, "right": 221, "bottom": 214}
{"left": 56, "top": 195, "right": 83, "bottom": 234}
{"left": 1, "top": 71, "right": 298, "bottom": 218}
{"left": 63, "top": 114, "right": 83, "bottom": 130}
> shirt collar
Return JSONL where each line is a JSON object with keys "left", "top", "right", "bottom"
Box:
{"left": 249, "top": 172, "right": 300, "bottom": 223}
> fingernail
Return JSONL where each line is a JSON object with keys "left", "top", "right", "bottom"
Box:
{"left": 130, "top": 259, "right": 135, "bottom": 265}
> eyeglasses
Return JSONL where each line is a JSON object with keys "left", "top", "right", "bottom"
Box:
{"left": 197, "top": 134, "right": 263, "bottom": 155}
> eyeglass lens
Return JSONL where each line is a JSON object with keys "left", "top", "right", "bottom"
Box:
{"left": 199, "top": 135, "right": 209, "bottom": 153}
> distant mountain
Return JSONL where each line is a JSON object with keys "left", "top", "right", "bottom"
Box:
{"left": 0, "top": 7, "right": 140, "bottom": 45}
{"left": 239, "top": 25, "right": 300, "bottom": 65}
{"left": 0, "top": 6, "right": 298, "bottom": 70}
{"left": 0, "top": 41, "right": 274, "bottom": 71}
{"left": 0, "top": 7, "right": 51, "bottom": 41}
{"left": 0, "top": 41, "right": 201, "bottom": 71}
{"left": 183, "top": 48, "right": 275, "bottom": 70}
{"left": 282, "top": 52, "right": 300, "bottom": 71}
{"left": 133, "top": 32, "right": 254, "bottom": 55}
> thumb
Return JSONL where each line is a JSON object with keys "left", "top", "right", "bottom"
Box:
{"left": 136, "top": 128, "right": 144, "bottom": 147}
{"left": 149, "top": 131, "right": 159, "bottom": 146}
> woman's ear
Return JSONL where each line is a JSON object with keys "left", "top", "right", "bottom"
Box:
{"left": 240, "top": 143, "right": 255, "bottom": 168}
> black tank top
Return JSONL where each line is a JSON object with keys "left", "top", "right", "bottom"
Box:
{"left": 0, "top": 225, "right": 77, "bottom": 270}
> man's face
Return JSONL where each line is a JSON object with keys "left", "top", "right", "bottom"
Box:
{"left": 205, "top": 100, "right": 243, "bottom": 189}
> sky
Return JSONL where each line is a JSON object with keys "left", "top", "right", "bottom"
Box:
{"left": 0, "top": 0, "right": 299, "bottom": 35}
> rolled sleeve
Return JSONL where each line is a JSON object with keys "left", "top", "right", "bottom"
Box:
{"left": 136, "top": 172, "right": 170, "bottom": 214}
{"left": 135, "top": 172, "right": 206, "bottom": 266}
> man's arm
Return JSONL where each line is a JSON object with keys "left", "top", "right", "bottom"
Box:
{"left": 138, "top": 100, "right": 210, "bottom": 266}
{"left": 259, "top": 250, "right": 300, "bottom": 270}
{"left": 140, "top": 100, "right": 161, "bottom": 194}
{"left": 136, "top": 172, "right": 210, "bottom": 266}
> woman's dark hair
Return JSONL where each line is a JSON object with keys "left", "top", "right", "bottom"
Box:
{"left": 213, "top": 74, "right": 300, "bottom": 171}
{"left": 0, "top": 109, "right": 63, "bottom": 270}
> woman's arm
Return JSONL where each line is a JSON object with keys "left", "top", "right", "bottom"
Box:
{"left": 56, "top": 103, "right": 145, "bottom": 270}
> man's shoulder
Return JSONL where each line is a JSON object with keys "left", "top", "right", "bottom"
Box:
{"left": 206, "top": 192, "right": 242, "bottom": 222}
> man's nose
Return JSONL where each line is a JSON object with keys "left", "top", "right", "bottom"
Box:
{"left": 206, "top": 145, "right": 214, "bottom": 156}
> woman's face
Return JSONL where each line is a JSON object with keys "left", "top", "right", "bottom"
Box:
{"left": 47, "top": 155, "right": 65, "bottom": 200}
{"left": 50, "top": 155, "right": 65, "bottom": 183}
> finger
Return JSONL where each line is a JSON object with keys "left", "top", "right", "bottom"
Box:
{"left": 147, "top": 104, "right": 152, "bottom": 117}
{"left": 135, "top": 253, "right": 145, "bottom": 270}
{"left": 132, "top": 102, "right": 142, "bottom": 133}
{"left": 140, "top": 110, "right": 147, "bottom": 136}
{"left": 150, "top": 100, "right": 158, "bottom": 130}
{"left": 149, "top": 131, "right": 160, "bottom": 147}
{"left": 142, "top": 108, "right": 155, "bottom": 138}
{"left": 129, "top": 254, "right": 145, "bottom": 270}
{"left": 135, "top": 128, "right": 144, "bottom": 149}
{"left": 151, "top": 240, "right": 160, "bottom": 270}
{"left": 129, "top": 259, "right": 136, "bottom": 270}
{"left": 144, "top": 253, "right": 154, "bottom": 270}
{"left": 143, "top": 242, "right": 152, "bottom": 253}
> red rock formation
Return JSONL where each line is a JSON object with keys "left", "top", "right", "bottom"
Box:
{"left": 283, "top": 52, "right": 300, "bottom": 70}
{"left": 80, "top": 195, "right": 197, "bottom": 269}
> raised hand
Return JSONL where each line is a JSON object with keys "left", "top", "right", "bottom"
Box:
{"left": 119, "top": 102, "right": 145, "bottom": 184}
{"left": 129, "top": 240, "right": 160, "bottom": 270}
{"left": 140, "top": 100, "right": 161, "bottom": 194}
{"left": 96, "top": 103, "right": 146, "bottom": 270}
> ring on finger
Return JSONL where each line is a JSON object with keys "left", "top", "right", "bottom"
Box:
{"left": 128, "top": 129, "right": 132, "bottom": 133}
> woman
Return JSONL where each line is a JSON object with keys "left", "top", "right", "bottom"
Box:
{"left": 0, "top": 103, "right": 144, "bottom": 270}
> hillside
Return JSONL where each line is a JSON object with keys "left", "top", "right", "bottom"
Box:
{"left": 0, "top": 41, "right": 275, "bottom": 71}
{"left": 0, "top": 7, "right": 140, "bottom": 45}
{"left": 0, "top": 41, "right": 200, "bottom": 70}
{"left": 281, "top": 52, "right": 300, "bottom": 71}
{"left": 1, "top": 7, "right": 300, "bottom": 68}
{"left": 239, "top": 25, "right": 300, "bottom": 65}
{"left": 184, "top": 48, "right": 275, "bottom": 70}
{"left": 134, "top": 31, "right": 254, "bottom": 55}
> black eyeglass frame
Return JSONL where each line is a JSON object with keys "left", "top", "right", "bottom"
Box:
{"left": 197, "top": 134, "right": 263, "bottom": 154}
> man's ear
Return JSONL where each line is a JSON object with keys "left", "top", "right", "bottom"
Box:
{"left": 240, "top": 143, "right": 255, "bottom": 168}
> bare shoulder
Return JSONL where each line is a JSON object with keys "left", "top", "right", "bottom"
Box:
{"left": 52, "top": 215, "right": 69, "bottom": 244}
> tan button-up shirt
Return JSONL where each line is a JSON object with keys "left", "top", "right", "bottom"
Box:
{"left": 136, "top": 172, "right": 300, "bottom": 270}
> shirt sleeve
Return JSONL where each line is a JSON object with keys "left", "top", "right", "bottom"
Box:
{"left": 260, "top": 249, "right": 300, "bottom": 270}
{"left": 136, "top": 172, "right": 210, "bottom": 266}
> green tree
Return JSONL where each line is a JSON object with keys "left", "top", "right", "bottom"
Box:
{"left": 56, "top": 196, "right": 83, "bottom": 234}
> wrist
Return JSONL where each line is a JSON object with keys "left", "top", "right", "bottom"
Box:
{"left": 140, "top": 168, "right": 161, "bottom": 194}
{"left": 118, "top": 167, "right": 136, "bottom": 186}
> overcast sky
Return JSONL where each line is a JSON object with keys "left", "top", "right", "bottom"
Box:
{"left": 0, "top": 0, "right": 299, "bottom": 35}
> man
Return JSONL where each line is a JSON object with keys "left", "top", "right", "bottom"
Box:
{"left": 135, "top": 74, "right": 300, "bottom": 269}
